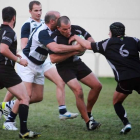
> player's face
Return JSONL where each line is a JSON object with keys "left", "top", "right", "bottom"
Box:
{"left": 108, "top": 30, "right": 112, "bottom": 38}
{"left": 30, "top": 4, "right": 42, "bottom": 22}
{"left": 58, "top": 22, "right": 71, "bottom": 38}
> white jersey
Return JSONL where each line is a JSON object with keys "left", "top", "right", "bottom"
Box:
{"left": 21, "top": 17, "right": 44, "bottom": 38}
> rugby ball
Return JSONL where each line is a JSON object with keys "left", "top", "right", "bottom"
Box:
{"left": 72, "top": 35, "right": 86, "bottom": 56}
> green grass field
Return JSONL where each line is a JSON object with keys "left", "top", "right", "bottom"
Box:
{"left": 0, "top": 77, "right": 140, "bottom": 140}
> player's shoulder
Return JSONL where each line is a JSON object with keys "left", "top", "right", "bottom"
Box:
{"left": 24, "top": 17, "right": 34, "bottom": 24}
{"left": 35, "top": 24, "right": 50, "bottom": 37}
{"left": 51, "top": 30, "right": 61, "bottom": 38}
{"left": 2, "top": 25, "right": 15, "bottom": 35}
{"left": 71, "top": 25, "right": 83, "bottom": 30}
{"left": 125, "top": 36, "right": 139, "bottom": 42}
{"left": 21, "top": 18, "right": 32, "bottom": 29}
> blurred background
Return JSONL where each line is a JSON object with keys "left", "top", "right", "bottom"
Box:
{"left": 0, "top": 0, "right": 140, "bottom": 77}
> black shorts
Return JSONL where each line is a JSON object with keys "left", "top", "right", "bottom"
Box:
{"left": 56, "top": 61, "right": 92, "bottom": 83}
{"left": 116, "top": 77, "right": 140, "bottom": 94}
{"left": 0, "top": 65, "right": 22, "bottom": 89}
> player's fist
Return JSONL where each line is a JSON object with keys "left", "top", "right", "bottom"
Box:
{"left": 19, "top": 59, "right": 28, "bottom": 67}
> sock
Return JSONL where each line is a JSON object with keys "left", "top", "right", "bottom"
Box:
{"left": 88, "top": 112, "right": 92, "bottom": 118}
{"left": 19, "top": 104, "right": 29, "bottom": 134}
{"left": 6, "top": 111, "right": 17, "bottom": 122}
{"left": 59, "top": 105, "right": 67, "bottom": 114}
{"left": 6, "top": 100, "right": 15, "bottom": 110}
{"left": 114, "top": 102, "right": 129, "bottom": 125}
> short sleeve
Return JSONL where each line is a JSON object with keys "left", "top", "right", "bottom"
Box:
{"left": 91, "top": 39, "right": 110, "bottom": 54}
{"left": 73, "top": 25, "right": 91, "bottom": 40}
{"left": 38, "top": 30, "right": 54, "bottom": 46}
{"left": 21, "top": 22, "right": 30, "bottom": 38}
{"left": 1, "top": 31, "right": 14, "bottom": 47}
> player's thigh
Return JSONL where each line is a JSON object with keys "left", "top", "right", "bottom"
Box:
{"left": 80, "top": 72, "right": 101, "bottom": 88}
{"left": 7, "top": 82, "right": 29, "bottom": 101}
{"left": 31, "top": 83, "right": 44, "bottom": 99}
{"left": 43, "top": 57, "right": 54, "bottom": 74}
{"left": 24, "top": 82, "right": 33, "bottom": 97}
{"left": 44, "top": 66, "right": 64, "bottom": 84}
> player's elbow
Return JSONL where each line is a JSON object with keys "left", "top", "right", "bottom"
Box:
{"left": 0, "top": 48, "right": 6, "bottom": 54}
{"left": 51, "top": 59, "right": 56, "bottom": 64}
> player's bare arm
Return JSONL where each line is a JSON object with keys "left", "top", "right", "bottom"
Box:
{"left": 69, "top": 35, "right": 92, "bottom": 50}
{"left": 87, "top": 37, "right": 95, "bottom": 43}
{"left": 50, "top": 51, "right": 79, "bottom": 63}
{"left": 47, "top": 42, "right": 85, "bottom": 53}
{"left": 21, "top": 38, "right": 28, "bottom": 50}
{"left": 0, "top": 43, "right": 28, "bottom": 66}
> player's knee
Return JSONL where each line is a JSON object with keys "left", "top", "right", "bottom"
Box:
{"left": 113, "top": 98, "right": 122, "bottom": 105}
{"left": 74, "top": 88, "right": 83, "bottom": 98}
{"left": 96, "top": 82, "right": 102, "bottom": 91}
{"left": 92, "top": 82, "right": 102, "bottom": 92}
{"left": 56, "top": 80, "right": 65, "bottom": 89}
{"left": 21, "top": 94, "right": 30, "bottom": 105}
{"left": 35, "top": 95, "right": 43, "bottom": 102}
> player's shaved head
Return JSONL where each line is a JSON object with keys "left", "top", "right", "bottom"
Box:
{"left": 57, "top": 16, "right": 70, "bottom": 27}
{"left": 44, "top": 11, "right": 60, "bottom": 24}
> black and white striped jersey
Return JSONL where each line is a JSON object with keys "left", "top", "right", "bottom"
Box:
{"left": 23, "top": 23, "right": 54, "bottom": 65}
{"left": 91, "top": 36, "right": 140, "bottom": 81}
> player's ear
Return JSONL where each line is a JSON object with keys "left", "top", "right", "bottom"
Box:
{"left": 50, "top": 19, "right": 55, "bottom": 24}
{"left": 29, "top": 10, "right": 32, "bottom": 14}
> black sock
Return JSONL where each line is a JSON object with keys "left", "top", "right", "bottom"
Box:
{"left": 19, "top": 104, "right": 29, "bottom": 134}
{"left": 114, "top": 102, "right": 129, "bottom": 125}
{"left": 6, "top": 111, "right": 17, "bottom": 122}
{"left": 59, "top": 105, "right": 67, "bottom": 114}
{"left": 87, "top": 112, "right": 91, "bottom": 118}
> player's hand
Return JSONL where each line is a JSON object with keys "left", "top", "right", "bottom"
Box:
{"left": 16, "top": 54, "right": 22, "bottom": 59}
{"left": 76, "top": 44, "right": 86, "bottom": 52}
{"left": 19, "top": 59, "right": 28, "bottom": 67}
{"left": 69, "top": 35, "right": 76, "bottom": 44}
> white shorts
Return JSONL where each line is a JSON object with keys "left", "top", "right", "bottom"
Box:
{"left": 43, "top": 56, "right": 54, "bottom": 73}
{"left": 16, "top": 53, "right": 44, "bottom": 85}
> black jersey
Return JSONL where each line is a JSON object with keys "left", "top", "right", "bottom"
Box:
{"left": 91, "top": 36, "right": 140, "bottom": 81}
{"left": 0, "top": 24, "right": 17, "bottom": 67}
{"left": 50, "top": 25, "right": 91, "bottom": 66}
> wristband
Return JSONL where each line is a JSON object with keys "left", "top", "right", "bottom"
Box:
{"left": 16, "top": 57, "right": 20, "bottom": 63}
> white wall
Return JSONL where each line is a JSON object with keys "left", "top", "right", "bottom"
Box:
{"left": 0, "top": 0, "right": 140, "bottom": 77}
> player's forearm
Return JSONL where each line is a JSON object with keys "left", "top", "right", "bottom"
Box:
{"left": 74, "top": 35, "right": 92, "bottom": 50}
{"left": 0, "top": 44, "right": 19, "bottom": 62}
{"left": 47, "top": 42, "right": 84, "bottom": 53}
{"left": 87, "top": 37, "right": 95, "bottom": 43}
{"left": 50, "top": 52, "right": 77, "bottom": 63}
{"left": 54, "top": 44, "right": 81, "bottom": 53}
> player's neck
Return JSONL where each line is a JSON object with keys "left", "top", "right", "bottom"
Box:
{"left": 31, "top": 17, "right": 41, "bottom": 23}
{"left": 46, "top": 23, "right": 52, "bottom": 31}
{"left": 3, "top": 22, "right": 13, "bottom": 29}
